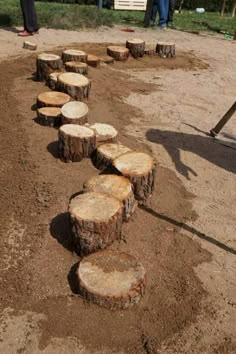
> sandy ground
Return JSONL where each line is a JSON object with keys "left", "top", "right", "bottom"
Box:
{"left": 0, "top": 26, "right": 235, "bottom": 353}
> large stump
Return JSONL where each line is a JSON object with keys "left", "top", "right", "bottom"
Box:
{"left": 77, "top": 250, "right": 146, "bottom": 310}
{"left": 37, "top": 91, "right": 71, "bottom": 108}
{"left": 89, "top": 123, "right": 118, "bottom": 145}
{"left": 37, "top": 107, "right": 61, "bottom": 127}
{"left": 65, "top": 61, "right": 88, "bottom": 75}
{"left": 107, "top": 46, "right": 129, "bottom": 61}
{"left": 92, "top": 143, "right": 132, "bottom": 171}
{"left": 113, "top": 152, "right": 156, "bottom": 204}
{"left": 58, "top": 124, "right": 96, "bottom": 162}
{"left": 156, "top": 42, "right": 175, "bottom": 58}
{"left": 61, "top": 101, "right": 89, "bottom": 125}
{"left": 84, "top": 174, "right": 136, "bottom": 221}
{"left": 47, "top": 72, "right": 61, "bottom": 90}
{"left": 36, "top": 53, "right": 63, "bottom": 81}
{"left": 126, "top": 39, "right": 145, "bottom": 58}
{"left": 87, "top": 55, "right": 100, "bottom": 68}
{"left": 62, "top": 49, "right": 87, "bottom": 63}
{"left": 69, "top": 192, "right": 123, "bottom": 256}
{"left": 57, "top": 72, "right": 91, "bottom": 101}
{"left": 99, "top": 55, "right": 114, "bottom": 64}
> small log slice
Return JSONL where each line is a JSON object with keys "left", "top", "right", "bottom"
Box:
{"left": 87, "top": 55, "right": 100, "bottom": 68}
{"left": 144, "top": 47, "right": 156, "bottom": 56}
{"left": 37, "top": 107, "right": 61, "bottom": 127}
{"left": 47, "top": 72, "right": 61, "bottom": 90}
{"left": 84, "top": 174, "right": 136, "bottom": 221}
{"left": 107, "top": 46, "right": 129, "bottom": 61}
{"left": 57, "top": 72, "right": 91, "bottom": 101}
{"left": 62, "top": 49, "right": 87, "bottom": 63}
{"left": 37, "top": 91, "right": 71, "bottom": 108}
{"left": 126, "top": 39, "right": 145, "bottom": 58}
{"left": 89, "top": 123, "right": 118, "bottom": 145}
{"left": 156, "top": 42, "right": 175, "bottom": 58}
{"left": 36, "top": 53, "right": 63, "bottom": 81}
{"left": 92, "top": 143, "right": 132, "bottom": 171}
{"left": 77, "top": 250, "right": 146, "bottom": 310}
{"left": 99, "top": 55, "right": 114, "bottom": 64}
{"left": 61, "top": 101, "right": 89, "bottom": 125}
{"left": 69, "top": 192, "right": 123, "bottom": 256}
{"left": 65, "top": 61, "right": 88, "bottom": 75}
{"left": 58, "top": 124, "right": 96, "bottom": 162}
{"left": 23, "top": 41, "right": 37, "bottom": 51}
{"left": 113, "top": 152, "right": 156, "bottom": 204}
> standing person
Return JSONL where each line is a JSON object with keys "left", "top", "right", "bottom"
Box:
{"left": 167, "top": 0, "right": 176, "bottom": 27}
{"left": 18, "top": 0, "right": 38, "bottom": 36}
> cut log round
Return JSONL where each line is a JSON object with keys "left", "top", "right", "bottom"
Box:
{"left": 58, "top": 124, "right": 96, "bottom": 162}
{"left": 144, "top": 47, "right": 156, "bottom": 56}
{"left": 107, "top": 46, "right": 129, "bottom": 61}
{"left": 87, "top": 55, "right": 100, "bottom": 67}
{"left": 113, "top": 151, "right": 156, "bottom": 204}
{"left": 89, "top": 123, "right": 118, "bottom": 145}
{"left": 84, "top": 174, "right": 136, "bottom": 221}
{"left": 57, "top": 72, "right": 91, "bottom": 101}
{"left": 36, "top": 53, "right": 63, "bottom": 81}
{"left": 62, "top": 49, "right": 87, "bottom": 63}
{"left": 61, "top": 101, "right": 89, "bottom": 125}
{"left": 47, "top": 72, "right": 61, "bottom": 90}
{"left": 65, "top": 61, "right": 88, "bottom": 75}
{"left": 69, "top": 192, "right": 123, "bottom": 256}
{"left": 37, "top": 91, "right": 71, "bottom": 108}
{"left": 23, "top": 41, "right": 37, "bottom": 51}
{"left": 37, "top": 107, "right": 61, "bottom": 127}
{"left": 92, "top": 143, "right": 132, "bottom": 171}
{"left": 99, "top": 55, "right": 114, "bottom": 64}
{"left": 126, "top": 39, "right": 145, "bottom": 58}
{"left": 77, "top": 250, "right": 146, "bottom": 310}
{"left": 156, "top": 42, "right": 175, "bottom": 58}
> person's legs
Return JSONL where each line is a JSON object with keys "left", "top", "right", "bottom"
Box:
{"left": 151, "top": 3, "right": 159, "bottom": 23}
{"left": 20, "top": 0, "right": 38, "bottom": 33}
{"left": 158, "top": 0, "right": 169, "bottom": 27}
{"left": 168, "top": 0, "right": 176, "bottom": 24}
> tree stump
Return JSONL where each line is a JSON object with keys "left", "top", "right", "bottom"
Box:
{"left": 77, "top": 250, "right": 146, "bottom": 310}
{"left": 58, "top": 124, "right": 96, "bottom": 162}
{"left": 89, "top": 123, "right": 118, "bottom": 145}
{"left": 37, "top": 91, "right": 71, "bottom": 108}
{"left": 87, "top": 55, "right": 100, "bottom": 67}
{"left": 36, "top": 53, "right": 63, "bottom": 81}
{"left": 84, "top": 174, "right": 136, "bottom": 221}
{"left": 23, "top": 41, "right": 37, "bottom": 51}
{"left": 144, "top": 47, "right": 156, "bottom": 56}
{"left": 99, "top": 55, "right": 114, "bottom": 64}
{"left": 65, "top": 61, "right": 88, "bottom": 75}
{"left": 57, "top": 72, "right": 91, "bottom": 101}
{"left": 62, "top": 49, "right": 87, "bottom": 63}
{"left": 107, "top": 46, "right": 129, "bottom": 61}
{"left": 61, "top": 101, "right": 89, "bottom": 125}
{"left": 156, "top": 42, "right": 175, "bottom": 58}
{"left": 37, "top": 107, "right": 61, "bottom": 127}
{"left": 113, "top": 152, "right": 156, "bottom": 204}
{"left": 69, "top": 192, "right": 123, "bottom": 256}
{"left": 92, "top": 143, "right": 132, "bottom": 171}
{"left": 47, "top": 72, "right": 61, "bottom": 90}
{"left": 126, "top": 39, "right": 145, "bottom": 58}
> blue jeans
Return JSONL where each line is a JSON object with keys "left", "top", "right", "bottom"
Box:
{"left": 158, "top": 0, "right": 169, "bottom": 27}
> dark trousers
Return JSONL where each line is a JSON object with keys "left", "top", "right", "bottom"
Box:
{"left": 168, "top": 0, "right": 176, "bottom": 23}
{"left": 20, "top": 0, "right": 38, "bottom": 33}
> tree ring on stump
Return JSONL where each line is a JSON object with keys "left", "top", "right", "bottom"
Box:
{"left": 37, "top": 91, "right": 71, "bottom": 108}
{"left": 69, "top": 192, "right": 123, "bottom": 255}
{"left": 89, "top": 123, "right": 118, "bottom": 145}
{"left": 156, "top": 42, "right": 175, "bottom": 58}
{"left": 36, "top": 53, "right": 63, "bottom": 81}
{"left": 57, "top": 72, "right": 91, "bottom": 101}
{"left": 84, "top": 174, "right": 136, "bottom": 221}
{"left": 47, "top": 72, "right": 61, "bottom": 90}
{"left": 61, "top": 101, "right": 89, "bottom": 125}
{"left": 62, "top": 49, "right": 87, "bottom": 63}
{"left": 99, "top": 55, "right": 114, "bottom": 64}
{"left": 77, "top": 250, "right": 146, "bottom": 310}
{"left": 37, "top": 107, "right": 61, "bottom": 127}
{"left": 65, "top": 61, "right": 88, "bottom": 75}
{"left": 113, "top": 151, "right": 156, "bottom": 203}
{"left": 126, "top": 39, "right": 145, "bottom": 58}
{"left": 92, "top": 143, "right": 132, "bottom": 171}
{"left": 87, "top": 55, "right": 100, "bottom": 67}
{"left": 107, "top": 46, "right": 129, "bottom": 61}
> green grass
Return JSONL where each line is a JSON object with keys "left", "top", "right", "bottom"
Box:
{"left": 0, "top": 0, "right": 235, "bottom": 34}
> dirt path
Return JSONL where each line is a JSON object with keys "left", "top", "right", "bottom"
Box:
{"left": 0, "top": 27, "right": 235, "bottom": 353}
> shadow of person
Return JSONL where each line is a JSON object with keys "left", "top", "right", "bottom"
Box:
{"left": 146, "top": 128, "right": 236, "bottom": 179}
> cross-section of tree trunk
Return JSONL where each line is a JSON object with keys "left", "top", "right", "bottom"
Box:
{"left": 65, "top": 61, "right": 88, "bottom": 75}
{"left": 61, "top": 101, "right": 89, "bottom": 125}
{"left": 144, "top": 47, "right": 156, "bottom": 56}
{"left": 126, "top": 39, "right": 145, "bottom": 58}
{"left": 92, "top": 143, "right": 132, "bottom": 171}
{"left": 62, "top": 49, "right": 87, "bottom": 63}
{"left": 89, "top": 123, "right": 118, "bottom": 145}
{"left": 37, "top": 107, "right": 61, "bottom": 127}
{"left": 37, "top": 91, "right": 71, "bottom": 108}
{"left": 57, "top": 72, "right": 91, "bottom": 101}
{"left": 36, "top": 53, "right": 63, "bottom": 81}
{"left": 156, "top": 42, "right": 175, "bottom": 58}
{"left": 87, "top": 54, "right": 100, "bottom": 67}
{"left": 99, "top": 55, "right": 114, "bottom": 64}
{"left": 107, "top": 46, "right": 129, "bottom": 61}
{"left": 47, "top": 72, "right": 61, "bottom": 90}
{"left": 23, "top": 41, "right": 37, "bottom": 51}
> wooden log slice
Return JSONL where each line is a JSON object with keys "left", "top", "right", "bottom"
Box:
{"left": 65, "top": 61, "right": 88, "bottom": 75}
{"left": 23, "top": 41, "right": 37, "bottom": 51}
{"left": 61, "top": 101, "right": 89, "bottom": 125}
{"left": 37, "top": 91, "right": 71, "bottom": 108}
{"left": 113, "top": 152, "right": 156, "bottom": 204}
{"left": 37, "top": 107, "right": 61, "bottom": 127}
{"left": 47, "top": 72, "right": 61, "bottom": 90}
{"left": 89, "top": 123, "right": 118, "bottom": 145}
{"left": 99, "top": 55, "right": 114, "bottom": 64}
{"left": 107, "top": 46, "right": 129, "bottom": 61}
{"left": 69, "top": 192, "right": 123, "bottom": 256}
{"left": 126, "top": 39, "right": 145, "bottom": 58}
{"left": 144, "top": 47, "right": 156, "bottom": 56}
{"left": 84, "top": 175, "right": 136, "bottom": 221}
{"left": 36, "top": 53, "right": 63, "bottom": 81}
{"left": 156, "top": 42, "right": 175, "bottom": 58}
{"left": 58, "top": 124, "right": 96, "bottom": 162}
{"left": 62, "top": 49, "right": 87, "bottom": 63}
{"left": 57, "top": 72, "right": 91, "bottom": 101}
{"left": 77, "top": 250, "right": 146, "bottom": 310}
{"left": 92, "top": 143, "right": 132, "bottom": 171}
{"left": 87, "top": 54, "right": 100, "bottom": 68}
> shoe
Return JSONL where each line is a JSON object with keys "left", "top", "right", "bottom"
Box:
{"left": 18, "top": 30, "right": 34, "bottom": 37}
{"left": 153, "top": 25, "right": 167, "bottom": 30}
